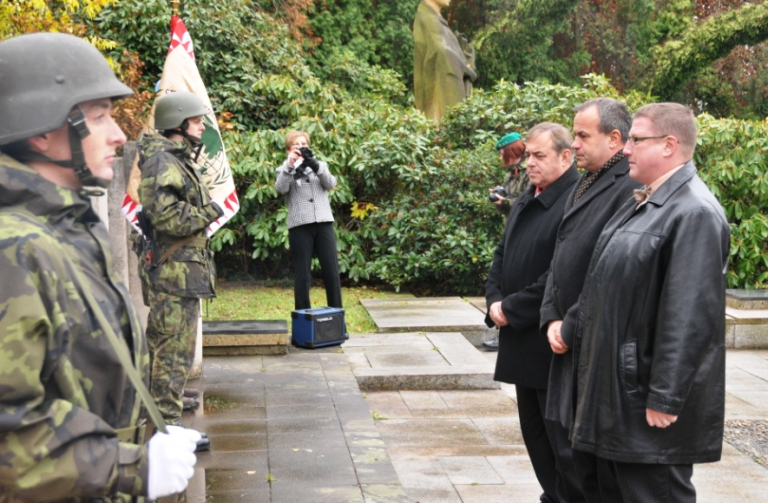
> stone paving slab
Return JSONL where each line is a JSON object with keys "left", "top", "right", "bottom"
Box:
{"left": 465, "top": 297, "right": 487, "bottom": 313}
{"left": 727, "top": 307, "right": 768, "bottom": 320}
{"left": 347, "top": 332, "right": 498, "bottom": 391}
{"left": 365, "top": 350, "right": 450, "bottom": 368}
{"left": 439, "top": 456, "right": 504, "bottom": 485}
{"left": 360, "top": 297, "right": 487, "bottom": 333}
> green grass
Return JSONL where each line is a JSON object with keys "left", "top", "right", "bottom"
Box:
{"left": 203, "top": 281, "right": 404, "bottom": 334}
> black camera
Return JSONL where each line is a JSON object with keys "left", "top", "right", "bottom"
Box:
{"left": 293, "top": 146, "right": 320, "bottom": 178}
{"left": 489, "top": 186, "right": 508, "bottom": 202}
{"left": 298, "top": 146, "right": 315, "bottom": 159}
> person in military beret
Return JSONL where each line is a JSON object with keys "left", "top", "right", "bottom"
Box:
{"left": 137, "top": 91, "right": 225, "bottom": 436}
{"left": 483, "top": 132, "right": 529, "bottom": 352}
{"left": 0, "top": 32, "right": 200, "bottom": 502}
{"left": 489, "top": 132, "right": 528, "bottom": 215}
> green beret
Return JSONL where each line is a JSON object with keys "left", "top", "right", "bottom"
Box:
{"left": 495, "top": 132, "right": 522, "bottom": 150}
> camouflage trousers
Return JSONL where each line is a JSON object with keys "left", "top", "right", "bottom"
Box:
{"left": 146, "top": 290, "right": 199, "bottom": 425}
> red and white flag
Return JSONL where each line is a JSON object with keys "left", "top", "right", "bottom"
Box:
{"left": 122, "top": 15, "right": 239, "bottom": 235}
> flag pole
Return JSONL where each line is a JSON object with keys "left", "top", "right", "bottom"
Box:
{"left": 171, "top": 0, "right": 179, "bottom": 16}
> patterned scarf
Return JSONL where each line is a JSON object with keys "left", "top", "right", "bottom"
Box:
{"left": 572, "top": 150, "right": 624, "bottom": 204}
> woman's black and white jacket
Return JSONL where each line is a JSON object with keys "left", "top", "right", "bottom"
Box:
{"left": 275, "top": 158, "right": 336, "bottom": 229}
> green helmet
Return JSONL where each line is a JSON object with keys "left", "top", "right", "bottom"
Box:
{"left": 0, "top": 32, "right": 133, "bottom": 146}
{"left": 154, "top": 91, "right": 208, "bottom": 131}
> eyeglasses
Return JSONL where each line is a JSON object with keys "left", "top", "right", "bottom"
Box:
{"left": 627, "top": 135, "right": 668, "bottom": 144}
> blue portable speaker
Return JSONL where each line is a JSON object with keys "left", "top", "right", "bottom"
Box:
{"left": 291, "top": 307, "right": 348, "bottom": 348}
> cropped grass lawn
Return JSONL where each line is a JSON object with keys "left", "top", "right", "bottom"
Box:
{"left": 203, "top": 280, "right": 405, "bottom": 333}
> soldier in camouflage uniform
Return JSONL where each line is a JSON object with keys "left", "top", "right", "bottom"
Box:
{"left": 0, "top": 33, "right": 200, "bottom": 502}
{"left": 137, "top": 91, "right": 224, "bottom": 431}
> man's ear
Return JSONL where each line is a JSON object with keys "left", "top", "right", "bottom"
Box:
{"left": 608, "top": 130, "right": 622, "bottom": 149}
{"left": 26, "top": 134, "right": 49, "bottom": 153}
{"left": 662, "top": 136, "right": 679, "bottom": 158}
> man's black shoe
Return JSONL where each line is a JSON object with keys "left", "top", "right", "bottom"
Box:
{"left": 182, "top": 396, "right": 199, "bottom": 410}
{"left": 183, "top": 388, "right": 200, "bottom": 399}
{"left": 482, "top": 336, "right": 499, "bottom": 351}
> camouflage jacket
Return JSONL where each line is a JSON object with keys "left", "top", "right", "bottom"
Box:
{"left": 137, "top": 135, "right": 223, "bottom": 300}
{"left": 0, "top": 155, "right": 149, "bottom": 502}
{"left": 496, "top": 164, "right": 530, "bottom": 215}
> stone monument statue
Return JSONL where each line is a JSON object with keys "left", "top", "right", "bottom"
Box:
{"left": 413, "top": 0, "right": 477, "bottom": 121}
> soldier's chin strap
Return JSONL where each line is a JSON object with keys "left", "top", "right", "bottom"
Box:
{"left": 11, "top": 107, "right": 112, "bottom": 189}
{"left": 168, "top": 125, "right": 204, "bottom": 163}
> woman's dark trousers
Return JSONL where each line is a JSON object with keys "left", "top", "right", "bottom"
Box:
{"left": 289, "top": 222, "right": 342, "bottom": 310}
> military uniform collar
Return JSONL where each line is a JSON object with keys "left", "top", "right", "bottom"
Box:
{"left": 0, "top": 153, "right": 93, "bottom": 221}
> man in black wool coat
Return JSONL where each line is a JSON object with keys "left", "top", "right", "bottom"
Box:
{"left": 485, "top": 122, "right": 581, "bottom": 503}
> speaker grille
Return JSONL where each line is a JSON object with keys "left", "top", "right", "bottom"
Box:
{"left": 313, "top": 314, "right": 344, "bottom": 343}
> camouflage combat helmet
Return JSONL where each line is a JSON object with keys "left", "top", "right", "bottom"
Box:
{"left": 0, "top": 32, "right": 133, "bottom": 187}
{"left": 154, "top": 91, "right": 208, "bottom": 131}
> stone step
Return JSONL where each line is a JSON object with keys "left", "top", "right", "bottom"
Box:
{"left": 346, "top": 332, "right": 499, "bottom": 391}
{"left": 727, "top": 289, "right": 768, "bottom": 309}
{"left": 726, "top": 307, "right": 768, "bottom": 349}
{"left": 202, "top": 320, "right": 289, "bottom": 355}
{"left": 355, "top": 366, "right": 500, "bottom": 391}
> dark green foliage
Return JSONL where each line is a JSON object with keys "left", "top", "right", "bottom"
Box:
{"left": 98, "top": 0, "right": 309, "bottom": 130}
{"left": 91, "top": 1, "right": 767, "bottom": 291}
{"left": 218, "top": 67, "right": 766, "bottom": 292}
{"left": 362, "top": 146, "right": 503, "bottom": 294}
{"left": 214, "top": 71, "right": 654, "bottom": 294}
{"left": 472, "top": 0, "right": 581, "bottom": 87}
{"left": 695, "top": 115, "right": 768, "bottom": 288}
{"left": 98, "top": 0, "right": 405, "bottom": 130}
{"left": 437, "top": 75, "right": 649, "bottom": 151}
{"left": 308, "top": 0, "right": 421, "bottom": 89}
{"left": 648, "top": 2, "right": 768, "bottom": 99}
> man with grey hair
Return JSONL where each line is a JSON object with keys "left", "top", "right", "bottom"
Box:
{"left": 485, "top": 122, "right": 580, "bottom": 503}
{"left": 540, "top": 97, "right": 641, "bottom": 502}
{"left": 571, "top": 103, "right": 729, "bottom": 502}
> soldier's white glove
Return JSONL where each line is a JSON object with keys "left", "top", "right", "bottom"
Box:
{"left": 147, "top": 425, "right": 201, "bottom": 500}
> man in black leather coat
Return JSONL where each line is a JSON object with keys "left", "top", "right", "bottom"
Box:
{"left": 571, "top": 103, "right": 729, "bottom": 503}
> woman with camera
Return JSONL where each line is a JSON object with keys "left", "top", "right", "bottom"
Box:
{"left": 275, "top": 130, "right": 343, "bottom": 311}
{"left": 489, "top": 132, "right": 528, "bottom": 214}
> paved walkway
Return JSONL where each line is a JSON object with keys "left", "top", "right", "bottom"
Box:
{"left": 366, "top": 349, "right": 768, "bottom": 503}
{"left": 182, "top": 342, "right": 768, "bottom": 502}
{"left": 181, "top": 292, "right": 768, "bottom": 502}
{"left": 184, "top": 347, "right": 411, "bottom": 503}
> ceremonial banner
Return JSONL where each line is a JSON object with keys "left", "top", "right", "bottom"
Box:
{"left": 122, "top": 15, "right": 239, "bottom": 235}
